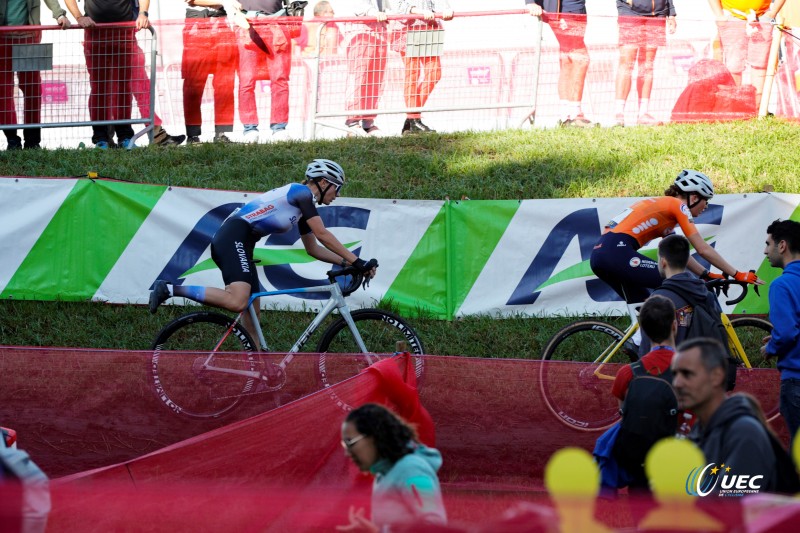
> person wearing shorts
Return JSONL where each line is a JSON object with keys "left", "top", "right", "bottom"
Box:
{"left": 527, "top": 1, "right": 593, "bottom": 127}
{"left": 708, "top": 0, "right": 787, "bottom": 110}
{"left": 149, "top": 159, "right": 378, "bottom": 340}
{"left": 614, "top": 1, "right": 676, "bottom": 126}
{"left": 590, "top": 169, "right": 761, "bottom": 304}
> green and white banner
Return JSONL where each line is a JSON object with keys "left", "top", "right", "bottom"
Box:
{"left": 1, "top": 177, "right": 797, "bottom": 319}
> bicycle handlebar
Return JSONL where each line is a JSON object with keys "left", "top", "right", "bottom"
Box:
{"left": 326, "top": 264, "right": 376, "bottom": 297}
{"left": 705, "top": 278, "right": 760, "bottom": 306}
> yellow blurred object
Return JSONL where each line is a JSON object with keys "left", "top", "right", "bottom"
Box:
{"left": 544, "top": 447, "right": 599, "bottom": 497}
{"left": 87, "top": 171, "right": 98, "bottom": 178}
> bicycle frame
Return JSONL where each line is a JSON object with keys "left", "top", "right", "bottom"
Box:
{"left": 589, "top": 309, "right": 754, "bottom": 381}
{"left": 200, "top": 279, "right": 373, "bottom": 382}
{"left": 591, "top": 303, "right": 642, "bottom": 380}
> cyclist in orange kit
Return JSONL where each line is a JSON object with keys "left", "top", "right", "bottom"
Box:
{"left": 590, "top": 169, "right": 762, "bottom": 303}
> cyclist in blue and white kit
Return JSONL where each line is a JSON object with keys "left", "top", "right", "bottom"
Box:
{"left": 149, "top": 159, "right": 378, "bottom": 339}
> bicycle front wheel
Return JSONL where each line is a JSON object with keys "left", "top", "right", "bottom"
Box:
{"left": 150, "top": 311, "right": 259, "bottom": 419}
{"left": 729, "top": 316, "right": 779, "bottom": 420}
{"left": 540, "top": 320, "right": 638, "bottom": 431}
{"left": 315, "top": 309, "right": 425, "bottom": 392}
{"left": 729, "top": 316, "right": 774, "bottom": 369}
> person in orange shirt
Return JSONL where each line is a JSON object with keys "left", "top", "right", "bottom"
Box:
{"left": 708, "top": 0, "right": 787, "bottom": 109}
{"left": 590, "top": 169, "right": 761, "bottom": 303}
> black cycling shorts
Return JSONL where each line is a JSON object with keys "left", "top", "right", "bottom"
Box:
{"left": 590, "top": 232, "right": 661, "bottom": 304}
{"left": 210, "top": 217, "right": 260, "bottom": 290}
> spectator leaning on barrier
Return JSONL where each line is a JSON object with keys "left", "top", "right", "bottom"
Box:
{"left": 301, "top": 0, "right": 340, "bottom": 56}
{"left": 707, "top": 0, "right": 787, "bottom": 110}
{"left": 342, "top": 0, "right": 391, "bottom": 136}
{"left": 181, "top": 0, "right": 238, "bottom": 145}
{"left": 762, "top": 218, "right": 800, "bottom": 446}
{"left": 235, "top": 0, "right": 293, "bottom": 143}
{"left": 120, "top": 0, "right": 185, "bottom": 146}
{"left": 614, "top": 0, "right": 676, "bottom": 127}
{"left": 1, "top": 0, "right": 70, "bottom": 150}
{"left": 526, "top": 0, "right": 593, "bottom": 127}
{"left": 672, "top": 337, "right": 778, "bottom": 495}
{"left": 65, "top": 0, "right": 149, "bottom": 149}
{"left": 391, "top": 0, "right": 453, "bottom": 136}
{"left": 337, "top": 403, "right": 447, "bottom": 532}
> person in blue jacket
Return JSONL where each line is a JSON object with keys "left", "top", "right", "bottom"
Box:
{"left": 338, "top": 403, "right": 446, "bottom": 531}
{"left": 526, "top": 1, "right": 593, "bottom": 127}
{"left": 762, "top": 219, "right": 800, "bottom": 446}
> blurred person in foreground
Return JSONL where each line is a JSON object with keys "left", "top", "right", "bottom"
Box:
{"left": 338, "top": 403, "right": 446, "bottom": 532}
{"left": 672, "top": 337, "right": 778, "bottom": 495}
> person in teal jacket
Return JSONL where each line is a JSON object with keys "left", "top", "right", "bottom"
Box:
{"left": 338, "top": 403, "right": 446, "bottom": 531}
{"left": 762, "top": 219, "right": 800, "bottom": 446}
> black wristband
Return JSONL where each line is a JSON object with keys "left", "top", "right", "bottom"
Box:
{"left": 340, "top": 258, "right": 347, "bottom": 268}
{"left": 141, "top": 10, "right": 149, "bottom": 17}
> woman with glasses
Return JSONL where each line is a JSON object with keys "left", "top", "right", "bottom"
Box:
{"left": 148, "top": 159, "right": 377, "bottom": 341}
{"left": 338, "top": 403, "right": 446, "bottom": 531}
{"left": 590, "top": 169, "right": 761, "bottom": 304}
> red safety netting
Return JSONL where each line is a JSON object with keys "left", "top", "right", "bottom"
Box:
{"left": 0, "top": 346, "right": 792, "bottom": 531}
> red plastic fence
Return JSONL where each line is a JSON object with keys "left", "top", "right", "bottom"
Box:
{"left": 0, "top": 346, "right": 794, "bottom": 531}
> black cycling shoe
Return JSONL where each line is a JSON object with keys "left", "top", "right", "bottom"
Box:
{"left": 149, "top": 280, "right": 171, "bottom": 314}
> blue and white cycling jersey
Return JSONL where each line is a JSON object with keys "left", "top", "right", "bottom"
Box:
{"left": 234, "top": 183, "right": 319, "bottom": 238}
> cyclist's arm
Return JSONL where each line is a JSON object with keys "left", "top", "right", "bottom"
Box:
{"left": 302, "top": 216, "right": 360, "bottom": 265}
{"left": 685, "top": 232, "right": 738, "bottom": 277}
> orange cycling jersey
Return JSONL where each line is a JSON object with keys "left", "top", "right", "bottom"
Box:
{"left": 603, "top": 196, "right": 699, "bottom": 248}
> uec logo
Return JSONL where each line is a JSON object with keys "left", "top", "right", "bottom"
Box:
{"left": 686, "top": 463, "right": 764, "bottom": 497}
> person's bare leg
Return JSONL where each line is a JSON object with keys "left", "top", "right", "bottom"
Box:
{"left": 240, "top": 296, "right": 261, "bottom": 345}
{"left": 751, "top": 67, "right": 767, "bottom": 110}
{"left": 615, "top": 45, "right": 637, "bottom": 123}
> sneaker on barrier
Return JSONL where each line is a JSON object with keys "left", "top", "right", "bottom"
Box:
{"left": 149, "top": 280, "right": 171, "bottom": 314}
{"left": 345, "top": 121, "right": 363, "bottom": 137}
{"left": 214, "top": 133, "right": 234, "bottom": 144}
{"left": 119, "top": 138, "right": 138, "bottom": 150}
{"left": 270, "top": 129, "right": 289, "bottom": 142}
{"left": 568, "top": 115, "right": 593, "bottom": 128}
{"left": 614, "top": 114, "right": 625, "bottom": 127}
{"left": 95, "top": 141, "right": 110, "bottom": 150}
{"left": 241, "top": 128, "right": 261, "bottom": 143}
{"left": 186, "top": 136, "right": 202, "bottom": 145}
{"left": 637, "top": 114, "right": 661, "bottom": 126}
{"left": 153, "top": 126, "right": 186, "bottom": 146}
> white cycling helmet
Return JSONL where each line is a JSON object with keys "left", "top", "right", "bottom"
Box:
{"left": 306, "top": 159, "right": 345, "bottom": 187}
{"left": 674, "top": 169, "right": 714, "bottom": 199}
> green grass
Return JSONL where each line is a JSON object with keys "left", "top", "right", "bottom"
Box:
{"left": 0, "top": 119, "right": 796, "bottom": 356}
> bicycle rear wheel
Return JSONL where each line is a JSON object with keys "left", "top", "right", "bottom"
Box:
{"left": 150, "top": 311, "right": 260, "bottom": 419}
{"left": 540, "top": 320, "right": 638, "bottom": 431}
{"left": 729, "top": 316, "right": 779, "bottom": 420}
{"left": 315, "top": 309, "right": 425, "bottom": 394}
